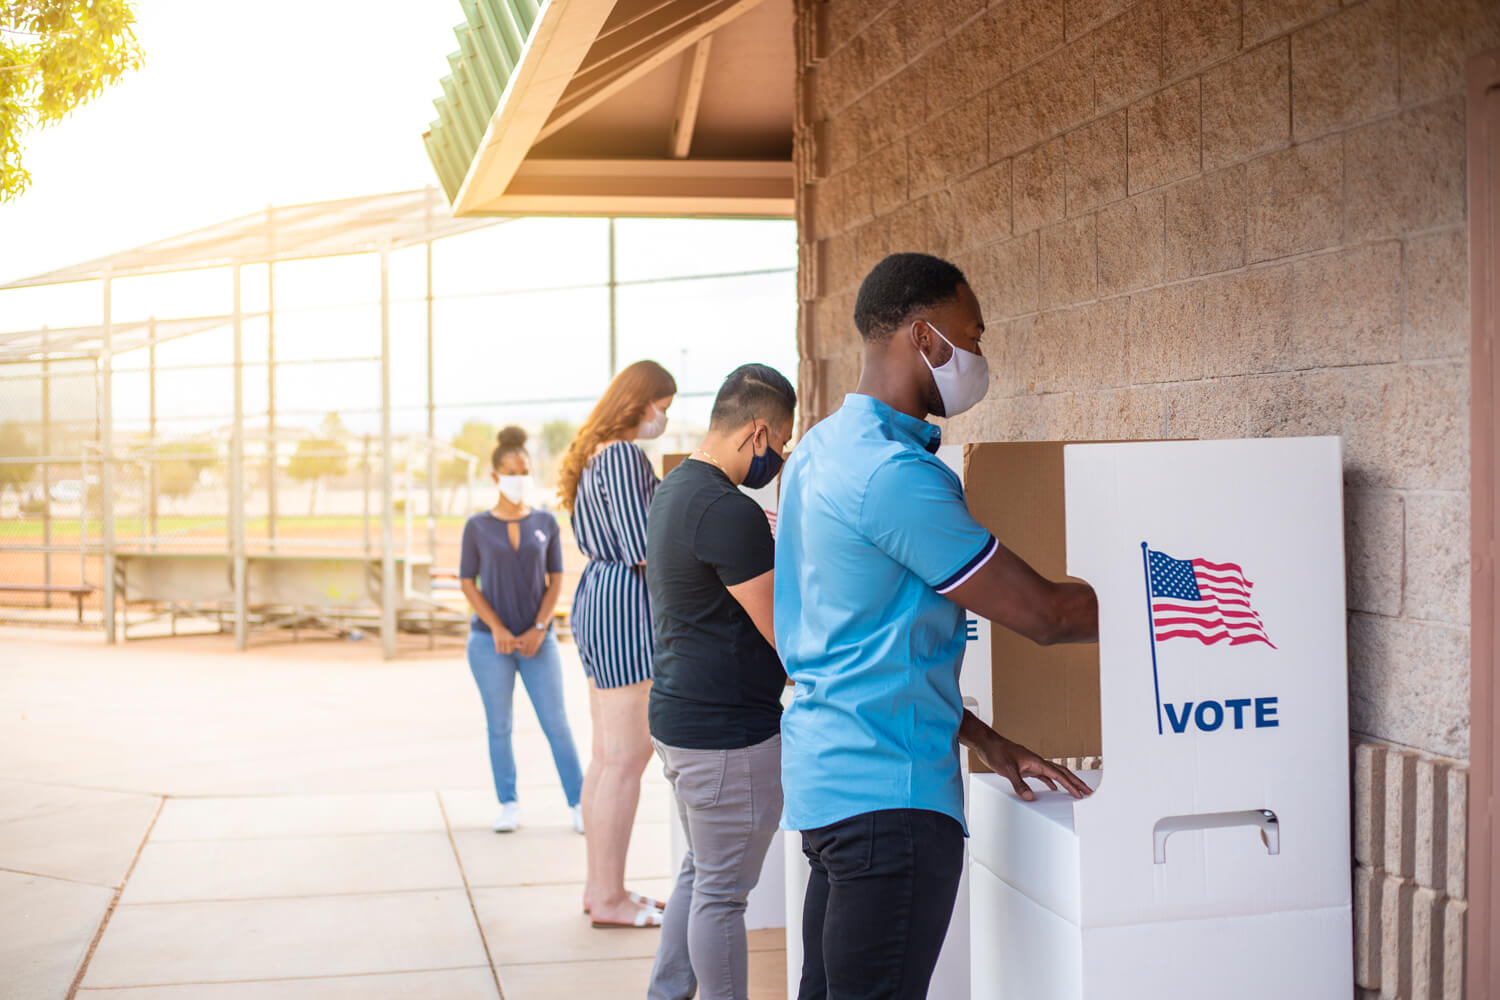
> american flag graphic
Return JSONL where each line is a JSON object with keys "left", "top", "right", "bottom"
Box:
{"left": 1146, "top": 547, "right": 1275, "bottom": 649}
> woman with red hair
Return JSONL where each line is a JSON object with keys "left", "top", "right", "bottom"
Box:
{"left": 558, "top": 359, "right": 677, "bottom": 929}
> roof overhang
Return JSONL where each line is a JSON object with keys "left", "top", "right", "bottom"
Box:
{"left": 0, "top": 189, "right": 500, "bottom": 289}
{"left": 424, "top": 0, "right": 794, "bottom": 218}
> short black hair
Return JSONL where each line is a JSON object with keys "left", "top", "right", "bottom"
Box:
{"left": 853, "top": 253, "right": 967, "bottom": 341}
{"left": 709, "top": 363, "right": 797, "bottom": 432}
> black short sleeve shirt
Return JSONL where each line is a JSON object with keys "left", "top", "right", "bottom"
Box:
{"left": 646, "top": 459, "right": 784, "bottom": 749}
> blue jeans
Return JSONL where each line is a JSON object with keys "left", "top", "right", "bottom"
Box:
{"left": 466, "top": 629, "right": 584, "bottom": 806}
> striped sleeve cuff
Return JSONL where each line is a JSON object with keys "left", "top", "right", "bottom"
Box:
{"left": 935, "top": 536, "right": 999, "bottom": 594}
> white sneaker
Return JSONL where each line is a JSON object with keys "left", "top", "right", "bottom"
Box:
{"left": 570, "top": 804, "right": 585, "bottom": 835}
{"left": 493, "top": 802, "right": 520, "bottom": 833}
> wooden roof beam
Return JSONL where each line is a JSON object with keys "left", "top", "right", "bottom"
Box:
{"left": 534, "top": 0, "right": 763, "bottom": 145}
{"left": 471, "top": 157, "right": 793, "bottom": 217}
{"left": 669, "top": 36, "right": 713, "bottom": 158}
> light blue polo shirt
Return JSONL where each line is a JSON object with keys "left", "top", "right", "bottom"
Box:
{"left": 774, "top": 393, "right": 998, "bottom": 833}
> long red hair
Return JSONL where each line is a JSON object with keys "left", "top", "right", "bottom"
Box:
{"left": 557, "top": 360, "right": 677, "bottom": 512}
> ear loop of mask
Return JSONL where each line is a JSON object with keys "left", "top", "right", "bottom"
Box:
{"left": 738, "top": 423, "right": 767, "bottom": 456}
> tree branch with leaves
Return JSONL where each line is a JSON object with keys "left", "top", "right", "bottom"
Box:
{"left": 1, "top": 0, "right": 142, "bottom": 201}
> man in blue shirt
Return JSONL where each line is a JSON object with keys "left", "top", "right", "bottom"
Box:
{"left": 775, "top": 253, "right": 1098, "bottom": 1000}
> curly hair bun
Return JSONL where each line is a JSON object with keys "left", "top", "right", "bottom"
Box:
{"left": 496, "top": 426, "right": 528, "bottom": 449}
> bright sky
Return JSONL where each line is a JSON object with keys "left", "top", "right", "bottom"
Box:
{"left": 0, "top": 0, "right": 465, "bottom": 280}
{"left": 0, "top": 0, "right": 800, "bottom": 442}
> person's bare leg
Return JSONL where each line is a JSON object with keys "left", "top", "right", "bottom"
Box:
{"left": 581, "top": 680, "right": 605, "bottom": 913}
{"left": 586, "top": 678, "right": 655, "bottom": 926}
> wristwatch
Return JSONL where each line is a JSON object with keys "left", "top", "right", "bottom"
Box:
{"left": 534, "top": 621, "right": 548, "bottom": 632}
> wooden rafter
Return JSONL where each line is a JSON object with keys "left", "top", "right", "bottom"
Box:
{"left": 534, "top": 0, "right": 763, "bottom": 144}
{"left": 669, "top": 36, "right": 713, "bottom": 158}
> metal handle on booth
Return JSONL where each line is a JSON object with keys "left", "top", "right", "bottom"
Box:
{"left": 1152, "top": 809, "right": 1280, "bottom": 864}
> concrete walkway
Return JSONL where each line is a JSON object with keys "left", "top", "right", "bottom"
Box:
{"left": 0, "top": 627, "right": 787, "bottom": 999}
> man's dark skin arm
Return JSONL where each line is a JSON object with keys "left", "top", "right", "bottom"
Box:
{"left": 946, "top": 542, "right": 1100, "bottom": 800}
{"left": 945, "top": 541, "right": 1098, "bottom": 646}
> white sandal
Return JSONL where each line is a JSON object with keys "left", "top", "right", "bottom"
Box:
{"left": 582, "top": 891, "right": 665, "bottom": 915}
{"left": 591, "top": 905, "right": 664, "bottom": 929}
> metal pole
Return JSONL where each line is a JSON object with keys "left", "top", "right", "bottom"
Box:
{"left": 607, "top": 217, "right": 618, "bottom": 376}
{"left": 403, "top": 434, "right": 414, "bottom": 598}
{"left": 101, "top": 272, "right": 117, "bottom": 643}
{"left": 79, "top": 443, "right": 86, "bottom": 590}
{"left": 40, "top": 326, "right": 51, "bottom": 605}
{"left": 379, "top": 244, "right": 397, "bottom": 660}
{"left": 148, "top": 318, "right": 158, "bottom": 549}
{"left": 425, "top": 238, "right": 438, "bottom": 558}
{"left": 231, "top": 263, "right": 248, "bottom": 650}
{"left": 362, "top": 435, "right": 371, "bottom": 554}
{"left": 267, "top": 257, "right": 277, "bottom": 552}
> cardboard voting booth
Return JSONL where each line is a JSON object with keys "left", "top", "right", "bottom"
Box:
{"left": 963, "top": 437, "right": 1353, "bottom": 1000}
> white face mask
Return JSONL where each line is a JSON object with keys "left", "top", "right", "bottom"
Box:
{"left": 920, "top": 321, "right": 990, "bottom": 418}
{"left": 637, "top": 404, "right": 668, "bottom": 440}
{"left": 496, "top": 475, "right": 530, "bottom": 505}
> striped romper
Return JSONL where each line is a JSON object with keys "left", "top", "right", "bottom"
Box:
{"left": 570, "top": 441, "right": 659, "bottom": 689}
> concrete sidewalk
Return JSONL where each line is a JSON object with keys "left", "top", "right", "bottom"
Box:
{"left": 0, "top": 627, "right": 787, "bottom": 999}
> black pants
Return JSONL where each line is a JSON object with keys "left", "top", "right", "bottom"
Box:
{"left": 798, "top": 808, "right": 965, "bottom": 1000}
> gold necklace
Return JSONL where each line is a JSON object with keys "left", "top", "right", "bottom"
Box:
{"left": 694, "top": 449, "right": 729, "bottom": 475}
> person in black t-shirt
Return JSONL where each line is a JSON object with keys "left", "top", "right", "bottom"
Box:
{"left": 644, "top": 363, "right": 796, "bottom": 1000}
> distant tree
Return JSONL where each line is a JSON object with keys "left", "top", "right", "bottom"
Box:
{"left": 1, "top": 1, "right": 144, "bottom": 201}
{"left": 0, "top": 422, "right": 37, "bottom": 500}
{"left": 438, "top": 420, "right": 493, "bottom": 513}
{"left": 286, "top": 413, "right": 349, "bottom": 515}
{"left": 440, "top": 420, "right": 494, "bottom": 486}
{"left": 540, "top": 419, "right": 577, "bottom": 460}
{"left": 155, "top": 439, "right": 213, "bottom": 509}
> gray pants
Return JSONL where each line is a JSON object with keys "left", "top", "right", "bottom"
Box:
{"left": 647, "top": 733, "right": 783, "bottom": 1000}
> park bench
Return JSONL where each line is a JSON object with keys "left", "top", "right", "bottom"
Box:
{"left": 0, "top": 583, "right": 96, "bottom": 622}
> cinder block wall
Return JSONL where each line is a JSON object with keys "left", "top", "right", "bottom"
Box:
{"left": 791, "top": 1, "right": 1497, "bottom": 995}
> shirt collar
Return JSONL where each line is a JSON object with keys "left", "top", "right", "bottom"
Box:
{"left": 842, "top": 393, "right": 943, "bottom": 454}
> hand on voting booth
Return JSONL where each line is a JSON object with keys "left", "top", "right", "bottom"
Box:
{"left": 962, "top": 716, "right": 1092, "bottom": 803}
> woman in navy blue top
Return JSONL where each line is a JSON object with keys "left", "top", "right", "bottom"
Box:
{"left": 557, "top": 359, "right": 676, "bottom": 929}
{"left": 460, "top": 426, "right": 584, "bottom": 836}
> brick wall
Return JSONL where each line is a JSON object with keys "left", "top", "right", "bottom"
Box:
{"left": 792, "top": 0, "right": 1498, "bottom": 995}
{"left": 1354, "top": 742, "right": 1469, "bottom": 997}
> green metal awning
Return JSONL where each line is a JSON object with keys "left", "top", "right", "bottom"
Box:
{"left": 425, "top": 0, "right": 541, "bottom": 202}
{"left": 423, "top": 0, "right": 795, "bottom": 218}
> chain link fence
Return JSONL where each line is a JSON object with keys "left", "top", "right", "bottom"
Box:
{"left": 0, "top": 216, "right": 798, "bottom": 646}
{"left": 0, "top": 357, "right": 103, "bottom": 623}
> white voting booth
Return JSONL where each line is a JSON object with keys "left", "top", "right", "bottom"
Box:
{"left": 966, "top": 437, "right": 1353, "bottom": 1000}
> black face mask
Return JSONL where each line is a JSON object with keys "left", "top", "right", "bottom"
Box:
{"left": 741, "top": 424, "right": 784, "bottom": 490}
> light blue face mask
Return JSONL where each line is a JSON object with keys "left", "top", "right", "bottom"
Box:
{"left": 921, "top": 321, "right": 990, "bottom": 417}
